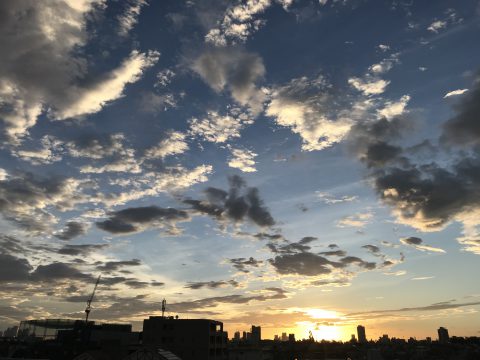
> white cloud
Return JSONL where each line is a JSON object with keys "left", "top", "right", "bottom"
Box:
{"left": 427, "top": 20, "right": 447, "bottom": 33}
{"left": 97, "top": 165, "right": 213, "bottom": 207}
{"left": 455, "top": 209, "right": 480, "bottom": 255}
{"left": 411, "top": 276, "right": 435, "bottom": 281}
{"left": 0, "top": 168, "right": 7, "bottom": 181}
{"left": 144, "top": 131, "right": 189, "bottom": 159}
{"left": 155, "top": 69, "right": 176, "bottom": 87}
{"left": 205, "top": 0, "right": 273, "bottom": 46}
{"left": 189, "top": 108, "right": 253, "bottom": 143}
{"left": 348, "top": 77, "right": 390, "bottom": 95}
{"left": 377, "top": 95, "right": 410, "bottom": 119}
{"left": 117, "top": 0, "right": 148, "bottom": 37}
{"left": 0, "top": 1, "right": 158, "bottom": 143}
{"left": 266, "top": 76, "right": 352, "bottom": 151}
{"left": 13, "top": 136, "right": 63, "bottom": 165}
{"left": 337, "top": 212, "right": 373, "bottom": 228}
{"left": 55, "top": 50, "right": 159, "bottom": 119}
{"left": 228, "top": 148, "right": 258, "bottom": 172}
{"left": 0, "top": 0, "right": 104, "bottom": 143}
{"left": 316, "top": 192, "right": 358, "bottom": 204}
{"left": 443, "top": 89, "right": 469, "bottom": 98}
{"left": 378, "top": 44, "right": 390, "bottom": 52}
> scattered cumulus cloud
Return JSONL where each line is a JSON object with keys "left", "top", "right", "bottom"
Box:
{"left": 189, "top": 108, "right": 253, "bottom": 143}
{"left": 337, "top": 212, "right": 373, "bottom": 228}
{"left": 266, "top": 75, "right": 352, "bottom": 151}
{"left": 377, "top": 95, "right": 410, "bottom": 119}
{"left": 228, "top": 148, "right": 258, "bottom": 172}
{"left": 427, "top": 20, "right": 447, "bottom": 33}
{"left": 204, "top": 0, "right": 274, "bottom": 46}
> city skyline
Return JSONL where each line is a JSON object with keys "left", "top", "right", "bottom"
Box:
{"left": 1, "top": 0, "right": 480, "bottom": 343}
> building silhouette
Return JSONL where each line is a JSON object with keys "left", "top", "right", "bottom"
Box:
{"left": 438, "top": 326, "right": 449, "bottom": 344}
{"left": 2, "top": 326, "right": 18, "bottom": 338}
{"left": 142, "top": 316, "right": 227, "bottom": 360}
{"left": 357, "top": 325, "right": 367, "bottom": 343}
{"left": 233, "top": 331, "right": 241, "bottom": 342}
{"left": 251, "top": 326, "right": 261, "bottom": 344}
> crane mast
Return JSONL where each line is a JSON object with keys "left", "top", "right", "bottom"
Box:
{"left": 85, "top": 275, "right": 101, "bottom": 323}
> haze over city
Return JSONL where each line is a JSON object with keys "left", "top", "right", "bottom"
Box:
{"left": 1, "top": 0, "right": 480, "bottom": 343}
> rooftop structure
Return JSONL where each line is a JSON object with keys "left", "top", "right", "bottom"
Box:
{"left": 143, "top": 317, "right": 227, "bottom": 360}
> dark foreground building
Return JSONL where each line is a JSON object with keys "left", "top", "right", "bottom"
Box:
{"left": 143, "top": 317, "right": 227, "bottom": 360}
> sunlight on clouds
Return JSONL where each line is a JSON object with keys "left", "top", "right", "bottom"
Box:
{"left": 266, "top": 95, "right": 352, "bottom": 151}
{"left": 228, "top": 148, "right": 258, "bottom": 172}
{"left": 55, "top": 50, "right": 159, "bottom": 119}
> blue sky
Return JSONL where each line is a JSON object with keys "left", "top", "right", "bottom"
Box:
{"left": 1, "top": 0, "right": 480, "bottom": 340}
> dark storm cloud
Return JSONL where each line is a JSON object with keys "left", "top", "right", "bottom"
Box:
{"left": 185, "top": 280, "right": 239, "bottom": 290}
{"left": 365, "top": 141, "right": 403, "bottom": 167}
{"left": 229, "top": 257, "right": 262, "bottom": 273}
{"left": 268, "top": 238, "right": 377, "bottom": 276}
{"left": 253, "top": 232, "right": 284, "bottom": 241}
{"left": 0, "top": 253, "right": 32, "bottom": 282}
{"left": 347, "top": 103, "right": 480, "bottom": 233}
{"left": 54, "top": 221, "right": 89, "bottom": 241}
{"left": 401, "top": 237, "right": 422, "bottom": 245}
{"left": 58, "top": 244, "right": 109, "bottom": 256}
{"left": 269, "top": 252, "right": 337, "bottom": 276}
{"left": 0, "top": 234, "right": 29, "bottom": 255}
{"left": 268, "top": 236, "right": 317, "bottom": 254}
{"left": 340, "top": 256, "right": 376, "bottom": 270}
{"left": 96, "top": 206, "right": 189, "bottom": 234}
{"left": 185, "top": 175, "right": 275, "bottom": 228}
{"left": 269, "top": 252, "right": 377, "bottom": 276}
{"left": 362, "top": 244, "right": 381, "bottom": 255}
{"left": 442, "top": 78, "right": 480, "bottom": 146}
{"left": 96, "top": 259, "right": 142, "bottom": 272}
{"left": 192, "top": 47, "right": 265, "bottom": 113}
{"left": 31, "top": 262, "right": 94, "bottom": 282}
{"left": 319, "top": 250, "right": 347, "bottom": 257}
{"left": 347, "top": 116, "right": 412, "bottom": 168}
{"left": 0, "top": 172, "right": 85, "bottom": 233}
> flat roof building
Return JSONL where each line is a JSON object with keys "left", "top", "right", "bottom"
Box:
{"left": 438, "top": 327, "right": 449, "bottom": 344}
{"left": 143, "top": 317, "right": 227, "bottom": 360}
{"left": 357, "top": 325, "right": 367, "bottom": 343}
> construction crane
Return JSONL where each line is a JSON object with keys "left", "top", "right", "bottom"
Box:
{"left": 161, "top": 298, "right": 166, "bottom": 318}
{"left": 85, "top": 275, "right": 101, "bottom": 323}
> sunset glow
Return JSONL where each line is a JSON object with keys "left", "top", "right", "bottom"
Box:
{"left": 1, "top": 0, "right": 480, "bottom": 343}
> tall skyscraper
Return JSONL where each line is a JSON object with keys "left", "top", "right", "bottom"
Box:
{"left": 357, "top": 325, "right": 367, "bottom": 343}
{"left": 438, "top": 327, "right": 449, "bottom": 344}
{"left": 251, "top": 325, "right": 261, "bottom": 344}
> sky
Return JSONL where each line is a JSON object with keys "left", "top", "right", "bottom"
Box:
{"left": 1, "top": 0, "right": 480, "bottom": 342}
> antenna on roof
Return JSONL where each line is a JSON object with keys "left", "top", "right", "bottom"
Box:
{"left": 161, "top": 298, "right": 166, "bottom": 318}
{"left": 85, "top": 275, "right": 101, "bottom": 323}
